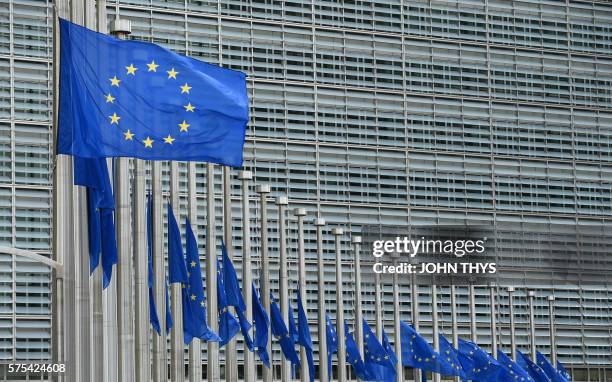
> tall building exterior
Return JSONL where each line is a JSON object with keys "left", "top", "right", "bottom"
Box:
{"left": 1, "top": 0, "right": 611, "bottom": 380}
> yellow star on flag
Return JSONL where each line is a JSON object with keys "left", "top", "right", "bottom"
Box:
{"left": 147, "top": 60, "right": 159, "bottom": 72}
{"left": 143, "top": 136, "right": 154, "bottom": 148}
{"left": 178, "top": 120, "right": 190, "bottom": 132}
{"left": 124, "top": 130, "right": 134, "bottom": 140}
{"left": 167, "top": 67, "right": 178, "bottom": 79}
{"left": 109, "top": 112, "right": 120, "bottom": 124}
{"left": 191, "top": 294, "right": 196, "bottom": 301}
{"left": 200, "top": 301, "right": 205, "bottom": 307}
{"left": 190, "top": 261, "right": 197, "bottom": 268}
{"left": 163, "top": 135, "right": 175, "bottom": 144}
{"left": 110, "top": 76, "right": 121, "bottom": 86}
{"left": 180, "top": 83, "right": 192, "bottom": 94}
{"left": 105, "top": 93, "right": 115, "bottom": 103}
{"left": 126, "top": 64, "right": 138, "bottom": 75}
{"left": 184, "top": 103, "right": 195, "bottom": 112}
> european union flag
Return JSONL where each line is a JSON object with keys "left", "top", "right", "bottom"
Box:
{"left": 438, "top": 334, "right": 466, "bottom": 379}
{"left": 73, "top": 157, "right": 117, "bottom": 288}
{"left": 325, "top": 313, "right": 338, "bottom": 381}
{"left": 183, "top": 218, "right": 219, "bottom": 344}
{"left": 556, "top": 360, "right": 571, "bottom": 381}
{"left": 382, "top": 328, "right": 398, "bottom": 366}
{"left": 297, "top": 289, "right": 315, "bottom": 382}
{"left": 497, "top": 349, "right": 534, "bottom": 382}
{"left": 345, "top": 320, "right": 369, "bottom": 380}
{"left": 401, "top": 322, "right": 459, "bottom": 377}
{"left": 216, "top": 256, "right": 240, "bottom": 347}
{"left": 517, "top": 351, "right": 550, "bottom": 382}
{"left": 252, "top": 283, "right": 270, "bottom": 368}
{"left": 363, "top": 320, "right": 396, "bottom": 382}
{"left": 221, "top": 240, "right": 253, "bottom": 351}
{"left": 288, "top": 299, "right": 299, "bottom": 343}
{"left": 457, "top": 338, "right": 502, "bottom": 381}
{"left": 58, "top": 19, "right": 248, "bottom": 166}
{"left": 536, "top": 352, "right": 568, "bottom": 382}
{"left": 270, "top": 293, "right": 300, "bottom": 368}
{"left": 167, "top": 203, "right": 187, "bottom": 284}
{"left": 146, "top": 193, "right": 161, "bottom": 335}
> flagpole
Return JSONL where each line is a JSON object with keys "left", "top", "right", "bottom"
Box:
{"left": 489, "top": 282, "right": 498, "bottom": 356}
{"left": 170, "top": 161, "right": 185, "bottom": 382}
{"left": 547, "top": 295, "right": 556, "bottom": 366}
{"left": 411, "top": 274, "right": 421, "bottom": 382}
{"left": 392, "top": 266, "right": 403, "bottom": 382}
{"left": 295, "top": 208, "right": 308, "bottom": 380}
{"left": 332, "top": 227, "right": 346, "bottom": 381}
{"left": 256, "top": 185, "right": 272, "bottom": 382}
{"left": 206, "top": 163, "right": 220, "bottom": 381}
{"left": 152, "top": 160, "right": 167, "bottom": 381}
{"left": 374, "top": 269, "right": 383, "bottom": 342}
{"left": 188, "top": 162, "right": 202, "bottom": 382}
{"left": 277, "top": 196, "right": 290, "bottom": 382}
{"left": 431, "top": 285, "right": 440, "bottom": 382}
{"left": 353, "top": 236, "right": 364, "bottom": 360}
{"left": 469, "top": 285, "right": 477, "bottom": 343}
{"left": 450, "top": 285, "right": 459, "bottom": 382}
{"left": 507, "top": 287, "right": 516, "bottom": 361}
{"left": 528, "top": 291, "right": 536, "bottom": 361}
{"left": 315, "top": 218, "right": 328, "bottom": 382}
{"left": 240, "top": 171, "right": 255, "bottom": 382}
{"left": 224, "top": 166, "right": 238, "bottom": 381}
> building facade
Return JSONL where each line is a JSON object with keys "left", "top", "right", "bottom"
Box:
{"left": 1, "top": 0, "right": 611, "bottom": 379}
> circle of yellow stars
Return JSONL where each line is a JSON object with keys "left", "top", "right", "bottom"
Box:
{"left": 105, "top": 61, "right": 195, "bottom": 148}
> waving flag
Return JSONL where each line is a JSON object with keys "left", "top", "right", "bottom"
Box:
{"left": 216, "top": 256, "right": 240, "bottom": 347}
{"left": 536, "top": 352, "right": 568, "bottom": 382}
{"left": 297, "top": 290, "right": 315, "bottom": 382}
{"left": 438, "top": 334, "right": 466, "bottom": 379}
{"left": 345, "top": 320, "right": 369, "bottom": 380}
{"left": 165, "top": 277, "right": 173, "bottom": 334}
{"left": 363, "top": 320, "right": 396, "bottom": 382}
{"left": 400, "top": 322, "right": 457, "bottom": 376}
{"left": 556, "top": 360, "right": 572, "bottom": 381}
{"left": 167, "top": 203, "right": 187, "bottom": 284}
{"left": 288, "top": 300, "right": 299, "bottom": 343}
{"left": 146, "top": 193, "right": 161, "bottom": 334}
{"left": 457, "top": 338, "right": 502, "bottom": 381}
{"left": 252, "top": 283, "right": 270, "bottom": 368}
{"left": 58, "top": 19, "right": 248, "bottom": 166}
{"left": 270, "top": 293, "right": 300, "bottom": 368}
{"left": 517, "top": 351, "right": 551, "bottom": 382}
{"left": 497, "top": 349, "right": 534, "bottom": 382}
{"left": 325, "top": 313, "right": 338, "bottom": 380}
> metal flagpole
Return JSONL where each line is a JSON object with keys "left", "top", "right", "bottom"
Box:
{"left": 528, "top": 291, "right": 537, "bottom": 361}
{"left": 295, "top": 208, "right": 308, "bottom": 380}
{"left": 507, "top": 287, "right": 516, "bottom": 361}
{"left": 489, "top": 282, "right": 498, "bottom": 356}
{"left": 411, "top": 275, "right": 421, "bottom": 382}
{"left": 277, "top": 197, "right": 290, "bottom": 382}
{"left": 469, "top": 285, "right": 477, "bottom": 343}
{"left": 224, "top": 166, "right": 238, "bottom": 381}
{"left": 240, "top": 171, "right": 255, "bottom": 382}
{"left": 315, "top": 218, "right": 327, "bottom": 382}
{"left": 374, "top": 270, "right": 383, "bottom": 342}
{"left": 170, "top": 162, "right": 184, "bottom": 381}
{"left": 151, "top": 160, "right": 167, "bottom": 381}
{"left": 332, "top": 227, "right": 346, "bottom": 381}
{"left": 548, "top": 295, "right": 557, "bottom": 366}
{"left": 353, "top": 236, "right": 364, "bottom": 359}
{"left": 188, "top": 162, "right": 202, "bottom": 382}
{"left": 256, "top": 185, "right": 272, "bottom": 382}
{"left": 392, "top": 268, "right": 403, "bottom": 382}
{"left": 206, "top": 163, "right": 220, "bottom": 381}
{"left": 108, "top": 16, "right": 136, "bottom": 382}
{"left": 450, "top": 285, "right": 459, "bottom": 382}
{"left": 431, "top": 285, "right": 440, "bottom": 382}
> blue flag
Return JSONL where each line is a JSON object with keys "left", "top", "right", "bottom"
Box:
{"left": 556, "top": 360, "right": 571, "bottom": 381}
{"left": 382, "top": 328, "right": 398, "bottom": 366}
{"left": 252, "top": 283, "right": 270, "bottom": 368}
{"left": 221, "top": 240, "right": 253, "bottom": 351}
{"left": 400, "top": 321, "right": 457, "bottom": 376}
{"left": 73, "top": 157, "right": 117, "bottom": 288}
{"left": 345, "top": 320, "right": 369, "bottom": 380}
{"left": 167, "top": 203, "right": 188, "bottom": 284}
{"left": 325, "top": 313, "right": 338, "bottom": 380}
{"left": 497, "top": 350, "right": 534, "bottom": 382}
{"left": 363, "top": 320, "right": 396, "bottom": 382}
{"left": 536, "top": 352, "right": 568, "bottom": 382}
{"left": 288, "top": 300, "right": 298, "bottom": 343}
{"left": 146, "top": 193, "right": 161, "bottom": 335}
{"left": 457, "top": 338, "right": 502, "bottom": 381}
{"left": 165, "top": 277, "right": 173, "bottom": 335}
{"left": 270, "top": 293, "right": 300, "bottom": 368}
{"left": 182, "top": 218, "right": 220, "bottom": 344}
{"left": 296, "top": 290, "right": 315, "bottom": 382}
{"left": 438, "top": 335, "right": 466, "bottom": 379}
{"left": 518, "top": 351, "right": 551, "bottom": 382}
{"left": 58, "top": 19, "right": 248, "bottom": 166}
{"left": 216, "top": 256, "right": 240, "bottom": 347}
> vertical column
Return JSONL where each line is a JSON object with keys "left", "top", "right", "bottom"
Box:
{"left": 548, "top": 295, "right": 557, "bottom": 366}
{"left": 239, "top": 171, "right": 255, "bottom": 382}
{"left": 206, "top": 163, "right": 220, "bottom": 381}
{"left": 188, "top": 162, "right": 201, "bottom": 382}
{"left": 315, "top": 218, "right": 327, "bottom": 382}
{"left": 528, "top": 291, "right": 537, "bottom": 361}
{"left": 507, "top": 287, "right": 516, "bottom": 361}
{"left": 332, "top": 228, "right": 346, "bottom": 381}
{"left": 277, "top": 196, "right": 290, "bottom": 382}
{"left": 224, "top": 166, "right": 237, "bottom": 381}
{"left": 392, "top": 271, "right": 403, "bottom": 382}
{"left": 450, "top": 285, "right": 459, "bottom": 382}
{"left": 151, "top": 160, "right": 166, "bottom": 381}
{"left": 256, "top": 185, "right": 272, "bottom": 382}
{"left": 411, "top": 276, "right": 421, "bottom": 382}
{"left": 169, "top": 162, "right": 184, "bottom": 382}
{"left": 295, "top": 208, "right": 308, "bottom": 380}
{"left": 489, "top": 283, "right": 498, "bottom": 356}
{"left": 374, "top": 271, "right": 383, "bottom": 342}
{"left": 353, "top": 236, "right": 364, "bottom": 356}
{"left": 469, "top": 285, "right": 478, "bottom": 343}
{"left": 432, "top": 285, "right": 440, "bottom": 382}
